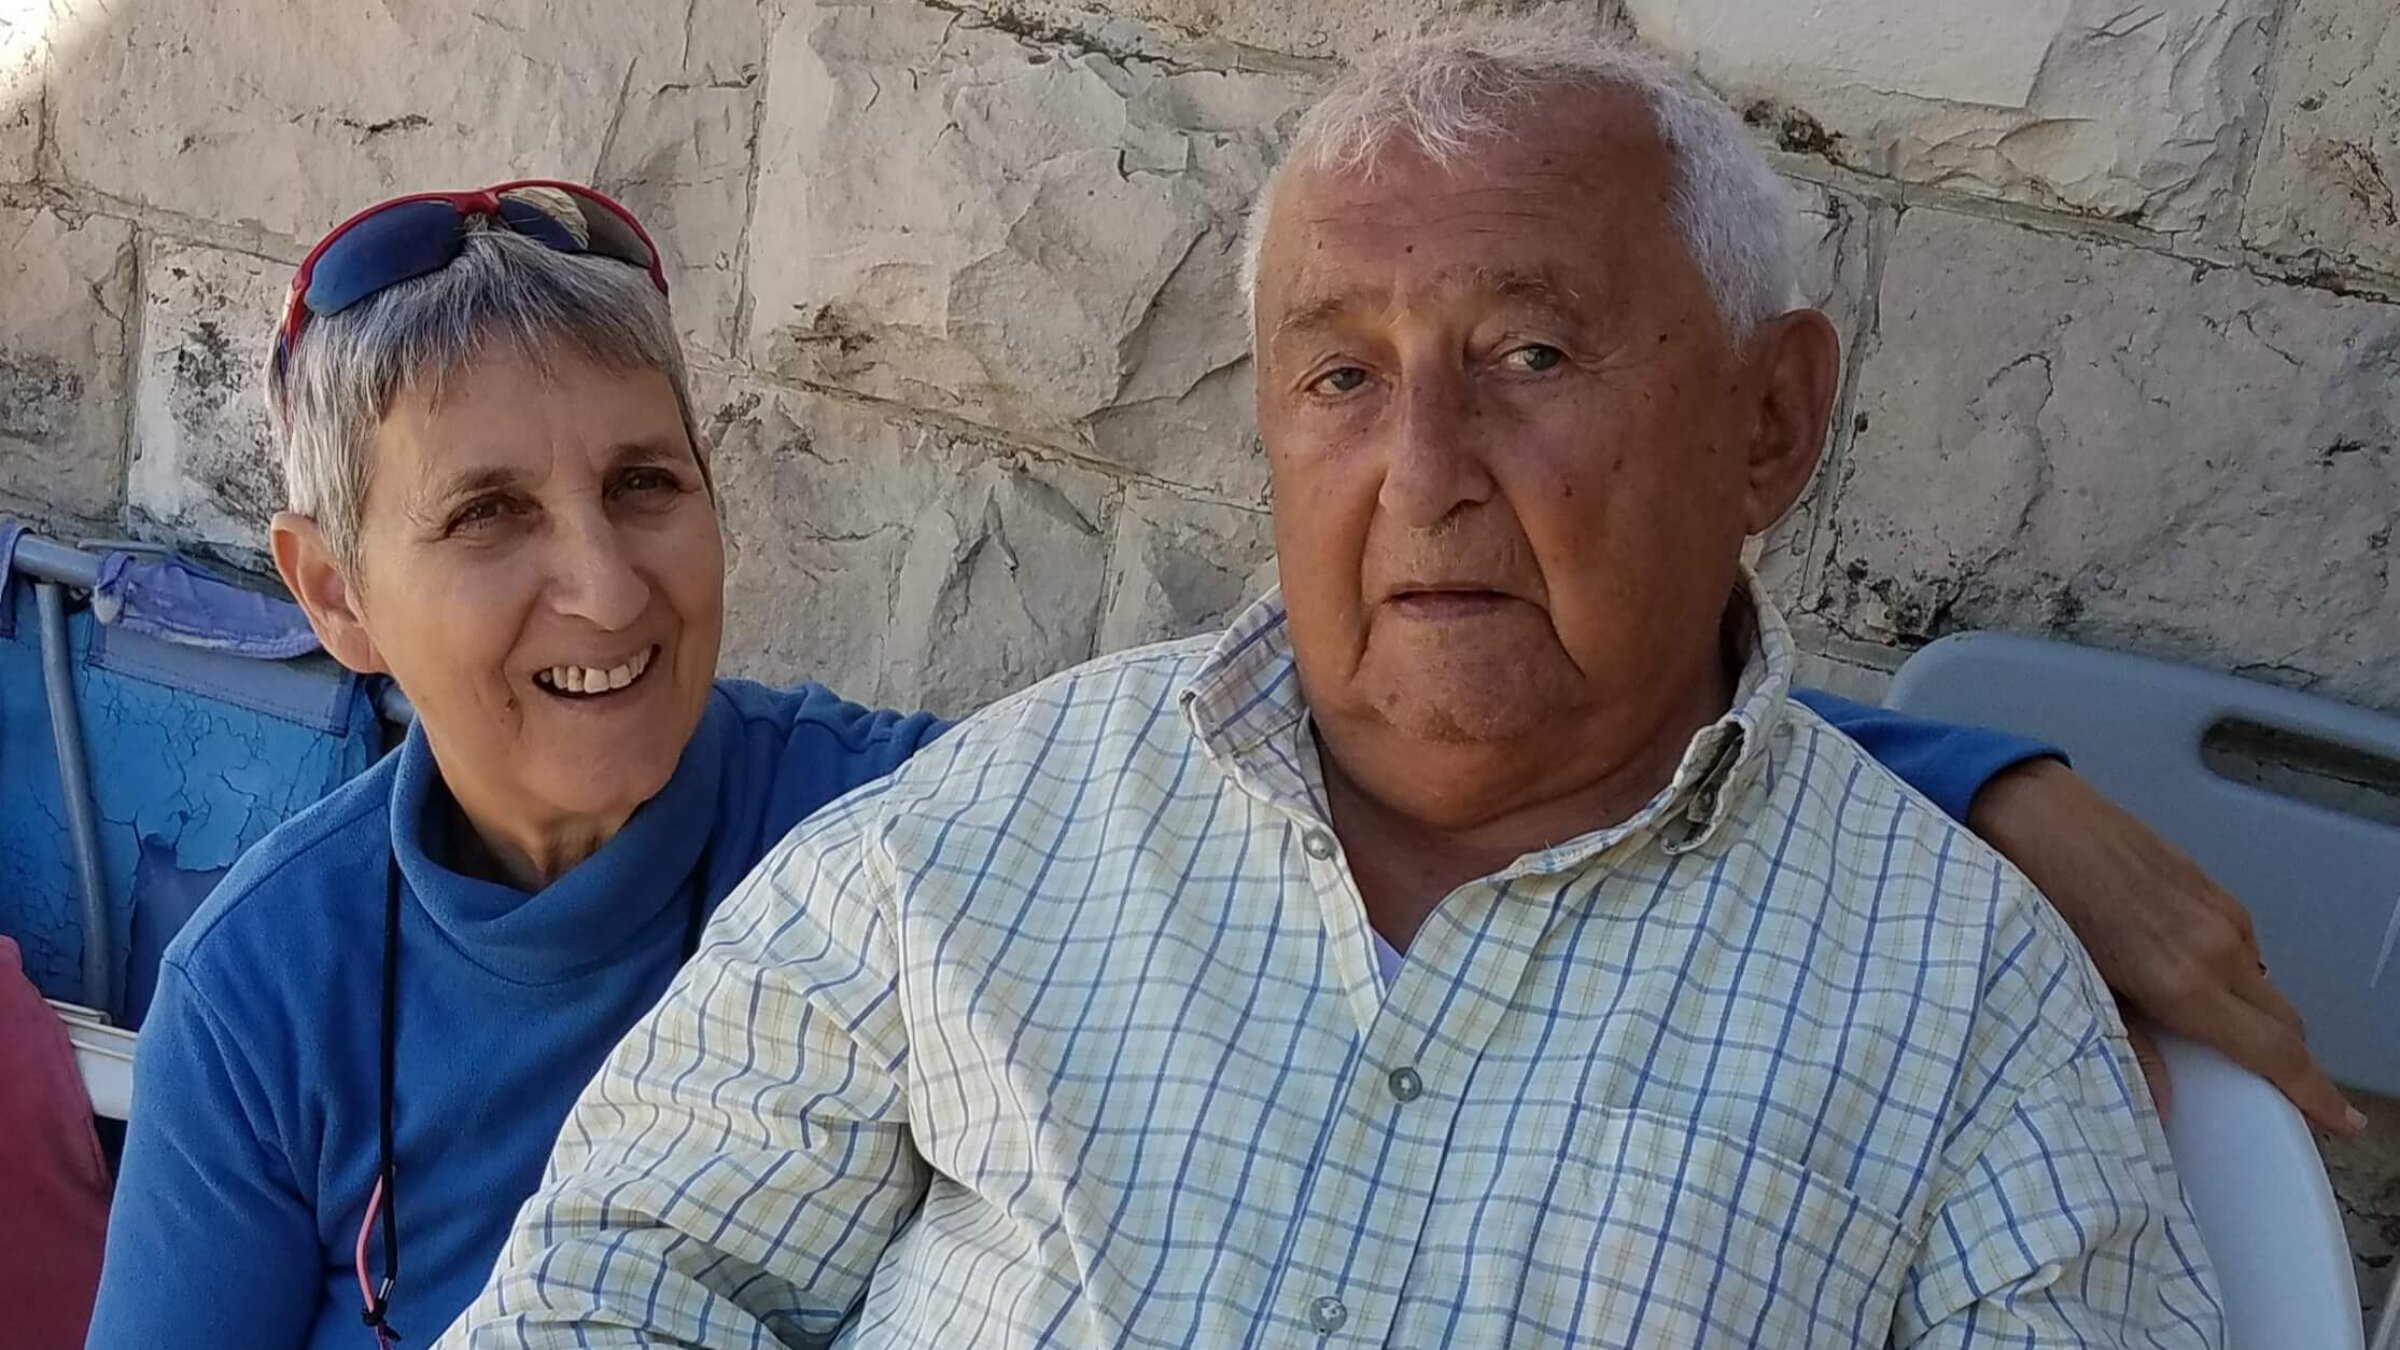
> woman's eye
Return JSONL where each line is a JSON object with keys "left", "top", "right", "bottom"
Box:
{"left": 1505, "top": 344, "right": 1565, "bottom": 373}
{"left": 447, "top": 497, "right": 514, "bottom": 533}
{"left": 1310, "top": 366, "right": 1369, "bottom": 396}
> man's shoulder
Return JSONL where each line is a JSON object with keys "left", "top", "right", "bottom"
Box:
{"left": 1778, "top": 700, "right": 2125, "bottom": 1089}
{"left": 754, "top": 635, "right": 1223, "bottom": 873}
{"left": 879, "top": 636, "right": 1220, "bottom": 797}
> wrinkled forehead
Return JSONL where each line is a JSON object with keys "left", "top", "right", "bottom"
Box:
{"left": 1255, "top": 94, "right": 1683, "bottom": 330}
{"left": 369, "top": 348, "right": 692, "bottom": 492}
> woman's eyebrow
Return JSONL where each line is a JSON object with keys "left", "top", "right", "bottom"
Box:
{"left": 408, "top": 465, "right": 524, "bottom": 523}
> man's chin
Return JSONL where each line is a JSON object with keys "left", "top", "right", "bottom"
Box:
{"left": 1355, "top": 640, "right": 1572, "bottom": 746}
{"left": 1367, "top": 680, "right": 1554, "bottom": 745}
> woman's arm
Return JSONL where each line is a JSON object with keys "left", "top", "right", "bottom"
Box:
{"left": 86, "top": 962, "right": 321, "bottom": 1349}
{"left": 1793, "top": 688, "right": 2057, "bottom": 823}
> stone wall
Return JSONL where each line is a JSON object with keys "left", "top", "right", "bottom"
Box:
{"left": 3, "top": 0, "right": 2398, "bottom": 1311}
{"left": 5, "top": 0, "right": 2394, "bottom": 716}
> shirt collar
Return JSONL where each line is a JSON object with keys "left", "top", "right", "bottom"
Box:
{"left": 1182, "top": 571, "right": 1797, "bottom": 867}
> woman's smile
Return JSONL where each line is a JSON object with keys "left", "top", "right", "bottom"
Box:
{"left": 532, "top": 644, "right": 661, "bottom": 699}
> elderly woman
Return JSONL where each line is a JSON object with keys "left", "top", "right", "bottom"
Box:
{"left": 84, "top": 182, "right": 2346, "bottom": 1350}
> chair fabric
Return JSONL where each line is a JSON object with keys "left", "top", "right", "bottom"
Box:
{"left": 0, "top": 936, "right": 109, "bottom": 1350}
{"left": 0, "top": 560, "right": 380, "bottom": 1018}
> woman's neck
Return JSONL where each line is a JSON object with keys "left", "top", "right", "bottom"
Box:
{"left": 439, "top": 787, "right": 630, "bottom": 891}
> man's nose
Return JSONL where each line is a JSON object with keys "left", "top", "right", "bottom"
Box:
{"left": 1378, "top": 367, "right": 1498, "bottom": 530}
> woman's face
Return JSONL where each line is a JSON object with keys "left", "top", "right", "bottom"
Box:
{"left": 325, "top": 345, "right": 724, "bottom": 841}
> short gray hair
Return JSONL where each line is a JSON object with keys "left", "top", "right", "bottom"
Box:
{"left": 1243, "top": 17, "right": 1797, "bottom": 339}
{"left": 266, "top": 226, "right": 703, "bottom": 569}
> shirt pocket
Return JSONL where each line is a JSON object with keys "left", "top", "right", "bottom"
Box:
{"left": 1527, "top": 1104, "right": 1912, "bottom": 1350}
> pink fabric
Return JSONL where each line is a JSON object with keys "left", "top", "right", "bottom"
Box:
{"left": 0, "top": 937, "right": 110, "bottom": 1349}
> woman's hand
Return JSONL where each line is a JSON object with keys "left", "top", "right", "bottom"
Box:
{"left": 1968, "top": 757, "right": 2366, "bottom": 1136}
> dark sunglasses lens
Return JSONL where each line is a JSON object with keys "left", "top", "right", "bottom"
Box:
{"left": 301, "top": 198, "right": 470, "bottom": 318}
{"left": 573, "top": 197, "right": 661, "bottom": 274}
{"left": 495, "top": 196, "right": 583, "bottom": 253}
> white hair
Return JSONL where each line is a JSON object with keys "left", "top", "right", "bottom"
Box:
{"left": 266, "top": 227, "right": 703, "bottom": 570}
{"left": 1242, "top": 16, "right": 1797, "bottom": 339}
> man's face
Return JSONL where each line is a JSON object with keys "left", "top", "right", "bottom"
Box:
{"left": 1254, "top": 91, "right": 1818, "bottom": 752}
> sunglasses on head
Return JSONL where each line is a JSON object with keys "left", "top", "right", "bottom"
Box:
{"left": 273, "top": 179, "right": 669, "bottom": 399}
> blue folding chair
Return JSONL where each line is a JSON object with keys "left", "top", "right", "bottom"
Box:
{"left": 0, "top": 529, "right": 382, "bottom": 1033}
{"left": 1889, "top": 632, "right": 2392, "bottom": 1350}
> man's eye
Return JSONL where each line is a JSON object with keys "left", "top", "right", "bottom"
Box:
{"left": 613, "top": 468, "right": 679, "bottom": 497}
{"left": 1310, "top": 366, "right": 1369, "bottom": 396}
{"left": 1505, "top": 345, "right": 1565, "bottom": 373}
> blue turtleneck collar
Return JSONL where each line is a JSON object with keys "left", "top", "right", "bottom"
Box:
{"left": 388, "top": 698, "right": 728, "bottom": 985}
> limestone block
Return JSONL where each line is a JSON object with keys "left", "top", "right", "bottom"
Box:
{"left": 46, "top": 0, "right": 764, "bottom": 358}
{"left": 127, "top": 240, "right": 284, "bottom": 552}
{"left": 703, "top": 378, "right": 1114, "bottom": 716}
{"left": 1097, "top": 483, "right": 1274, "bottom": 653}
{"left": 0, "top": 204, "right": 134, "bottom": 525}
{"left": 1755, "top": 180, "right": 1879, "bottom": 609}
{"left": 0, "top": 2, "right": 42, "bottom": 183}
{"left": 1817, "top": 207, "right": 2400, "bottom": 711}
{"left": 1627, "top": 0, "right": 2276, "bottom": 233}
{"left": 2242, "top": 0, "right": 2400, "bottom": 281}
{"left": 1793, "top": 180, "right": 1874, "bottom": 342}
{"left": 983, "top": 0, "right": 1557, "bottom": 63}
{"left": 1789, "top": 635, "right": 1902, "bottom": 707}
{"left": 746, "top": 0, "right": 1310, "bottom": 500}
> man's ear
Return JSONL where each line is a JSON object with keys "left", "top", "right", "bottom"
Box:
{"left": 1741, "top": 307, "right": 1843, "bottom": 535}
{"left": 271, "top": 512, "right": 387, "bottom": 676}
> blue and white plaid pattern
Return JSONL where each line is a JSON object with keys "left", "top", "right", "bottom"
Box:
{"left": 447, "top": 583, "right": 2222, "bottom": 1349}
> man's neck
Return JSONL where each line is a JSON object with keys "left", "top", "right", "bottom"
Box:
{"left": 1315, "top": 657, "right": 1737, "bottom": 950}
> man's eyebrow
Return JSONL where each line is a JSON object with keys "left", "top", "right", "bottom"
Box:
{"left": 1269, "top": 268, "right": 1592, "bottom": 343}
{"left": 1456, "top": 265, "right": 1588, "bottom": 314}
{"left": 1269, "top": 291, "right": 1381, "bottom": 345}
{"left": 603, "top": 438, "right": 686, "bottom": 469}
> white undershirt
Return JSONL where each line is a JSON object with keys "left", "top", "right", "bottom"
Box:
{"left": 1371, "top": 928, "right": 1405, "bottom": 987}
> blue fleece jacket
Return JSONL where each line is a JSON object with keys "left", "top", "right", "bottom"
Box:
{"left": 84, "top": 681, "right": 2047, "bottom": 1349}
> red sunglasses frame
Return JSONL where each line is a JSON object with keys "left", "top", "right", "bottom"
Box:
{"left": 274, "top": 178, "right": 669, "bottom": 384}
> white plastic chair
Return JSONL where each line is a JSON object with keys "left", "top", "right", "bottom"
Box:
{"left": 2152, "top": 1030, "right": 2363, "bottom": 1348}
{"left": 1888, "top": 632, "right": 2385, "bottom": 1349}
{"left": 44, "top": 996, "right": 132, "bottom": 1120}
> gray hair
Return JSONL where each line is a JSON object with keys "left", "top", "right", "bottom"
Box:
{"left": 1242, "top": 16, "right": 1797, "bottom": 339}
{"left": 266, "top": 226, "right": 703, "bottom": 570}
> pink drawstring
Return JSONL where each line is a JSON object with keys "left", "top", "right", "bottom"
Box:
{"left": 355, "top": 1175, "right": 396, "bottom": 1348}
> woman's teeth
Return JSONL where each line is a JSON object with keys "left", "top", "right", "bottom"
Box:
{"left": 536, "top": 647, "right": 654, "bottom": 696}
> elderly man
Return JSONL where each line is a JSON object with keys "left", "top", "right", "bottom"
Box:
{"left": 448, "top": 22, "right": 2222, "bottom": 1348}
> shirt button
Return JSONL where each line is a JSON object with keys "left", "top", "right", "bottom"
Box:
{"left": 1387, "top": 1066, "right": 1424, "bottom": 1102}
{"left": 1309, "top": 1295, "right": 1349, "bottom": 1333}
{"left": 1301, "top": 828, "right": 1337, "bottom": 860}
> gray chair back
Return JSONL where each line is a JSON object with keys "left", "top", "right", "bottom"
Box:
{"left": 1887, "top": 633, "right": 2400, "bottom": 1097}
